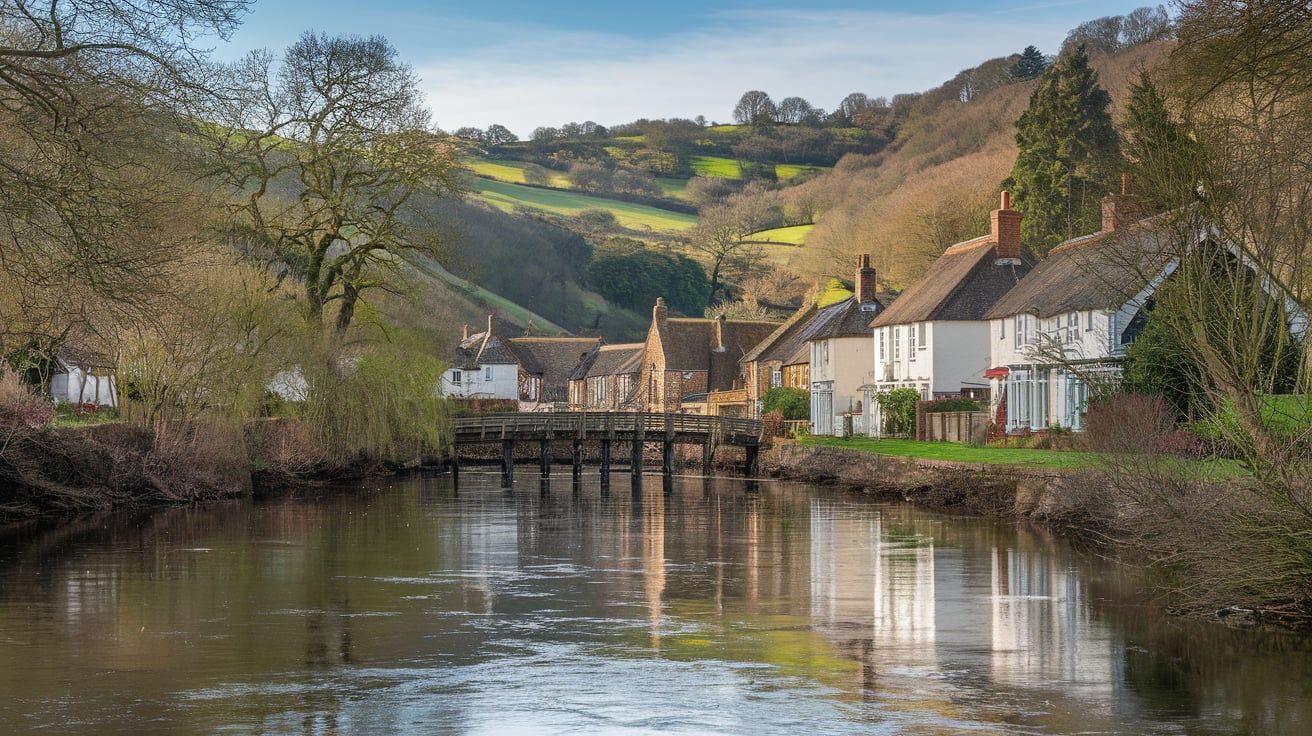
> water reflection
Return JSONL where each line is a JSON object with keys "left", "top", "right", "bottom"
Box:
{"left": 0, "top": 473, "right": 1310, "bottom": 735}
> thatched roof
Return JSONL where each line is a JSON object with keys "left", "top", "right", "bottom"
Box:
{"left": 871, "top": 237, "right": 1037, "bottom": 327}
{"left": 570, "top": 343, "right": 644, "bottom": 381}
{"left": 985, "top": 222, "right": 1174, "bottom": 320}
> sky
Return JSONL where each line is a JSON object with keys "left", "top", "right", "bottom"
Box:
{"left": 215, "top": 0, "right": 1160, "bottom": 138}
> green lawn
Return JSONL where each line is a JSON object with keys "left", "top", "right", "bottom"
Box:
{"left": 797, "top": 435, "right": 1250, "bottom": 478}
{"left": 466, "top": 178, "right": 698, "bottom": 232}
{"left": 799, "top": 435, "right": 1101, "bottom": 469}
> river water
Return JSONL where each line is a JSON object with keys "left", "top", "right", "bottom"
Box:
{"left": 1, "top": 472, "right": 1310, "bottom": 735}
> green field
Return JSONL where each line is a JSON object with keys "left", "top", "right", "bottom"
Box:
{"left": 467, "top": 177, "right": 698, "bottom": 232}
{"left": 464, "top": 159, "right": 571, "bottom": 188}
{"left": 748, "top": 224, "right": 812, "bottom": 245}
{"left": 691, "top": 156, "right": 830, "bottom": 181}
{"left": 777, "top": 164, "right": 829, "bottom": 180}
{"left": 690, "top": 155, "right": 740, "bottom": 178}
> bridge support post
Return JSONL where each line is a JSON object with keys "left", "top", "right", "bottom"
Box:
{"left": 600, "top": 439, "right": 611, "bottom": 480}
{"left": 701, "top": 440, "right": 712, "bottom": 476}
{"left": 631, "top": 412, "right": 645, "bottom": 480}
{"left": 502, "top": 440, "right": 515, "bottom": 486}
{"left": 744, "top": 445, "right": 759, "bottom": 478}
{"left": 662, "top": 439, "right": 674, "bottom": 477}
{"left": 571, "top": 440, "right": 583, "bottom": 479}
{"left": 450, "top": 452, "right": 460, "bottom": 487}
{"left": 540, "top": 439, "right": 551, "bottom": 477}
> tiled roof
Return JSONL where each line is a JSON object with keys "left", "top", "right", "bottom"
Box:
{"left": 507, "top": 337, "right": 602, "bottom": 389}
{"left": 985, "top": 219, "right": 1174, "bottom": 320}
{"left": 586, "top": 343, "right": 645, "bottom": 378}
{"left": 870, "top": 238, "right": 1037, "bottom": 327}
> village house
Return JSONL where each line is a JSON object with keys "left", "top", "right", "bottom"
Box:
{"left": 441, "top": 316, "right": 600, "bottom": 411}
{"left": 867, "top": 192, "right": 1037, "bottom": 435}
{"left": 640, "top": 298, "right": 777, "bottom": 414}
{"left": 567, "top": 342, "right": 644, "bottom": 411}
{"left": 985, "top": 192, "right": 1308, "bottom": 433}
{"left": 807, "top": 255, "right": 885, "bottom": 435}
{"left": 737, "top": 300, "right": 818, "bottom": 418}
{"left": 47, "top": 345, "right": 118, "bottom": 409}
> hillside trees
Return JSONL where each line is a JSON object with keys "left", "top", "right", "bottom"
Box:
{"left": 1003, "top": 44, "right": 1122, "bottom": 254}
{"left": 1010, "top": 46, "right": 1049, "bottom": 79}
{"left": 733, "top": 90, "right": 777, "bottom": 126}
{"left": 199, "top": 32, "right": 461, "bottom": 339}
{"left": 583, "top": 240, "right": 709, "bottom": 316}
{"left": 1120, "top": 71, "right": 1201, "bottom": 212}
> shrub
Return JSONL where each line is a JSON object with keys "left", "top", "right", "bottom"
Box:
{"left": 924, "top": 398, "right": 982, "bottom": 413}
{"left": 1083, "top": 393, "right": 1177, "bottom": 454}
{"left": 0, "top": 369, "right": 52, "bottom": 428}
{"left": 875, "top": 388, "right": 920, "bottom": 436}
{"left": 761, "top": 410, "right": 785, "bottom": 438}
{"left": 762, "top": 386, "right": 809, "bottom": 420}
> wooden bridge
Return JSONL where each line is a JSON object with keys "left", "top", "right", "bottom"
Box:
{"left": 450, "top": 412, "right": 763, "bottom": 484}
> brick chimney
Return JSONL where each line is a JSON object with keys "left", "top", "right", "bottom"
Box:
{"left": 652, "top": 296, "right": 668, "bottom": 326}
{"left": 855, "top": 254, "right": 878, "bottom": 304}
{"left": 462, "top": 324, "right": 469, "bottom": 340}
{"left": 991, "top": 191, "right": 1023, "bottom": 259}
{"left": 1101, "top": 174, "right": 1144, "bottom": 232}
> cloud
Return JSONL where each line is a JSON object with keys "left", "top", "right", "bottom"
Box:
{"left": 414, "top": 7, "right": 1086, "bottom": 136}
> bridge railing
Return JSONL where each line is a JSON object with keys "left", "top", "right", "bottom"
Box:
{"left": 450, "top": 412, "right": 761, "bottom": 444}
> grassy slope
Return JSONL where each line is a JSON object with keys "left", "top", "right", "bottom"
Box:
{"left": 466, "top": 177, "right": 697, "bottom": 232}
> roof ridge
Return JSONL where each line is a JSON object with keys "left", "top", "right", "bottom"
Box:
{"left": 944, "top": 235, "right": 993, "bottom": 253}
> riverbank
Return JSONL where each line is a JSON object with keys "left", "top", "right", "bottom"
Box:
{"left": 763, "top": 441, "right": 1076, "bottom": 518}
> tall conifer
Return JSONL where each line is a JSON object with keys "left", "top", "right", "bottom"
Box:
{"left": 1003, "top": 45, "right": 1122, "bottom": 255}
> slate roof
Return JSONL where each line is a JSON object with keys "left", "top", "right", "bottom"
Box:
{"left": 870, "top": 237, "right": 1037, "bottom": 327}
{"left": 806, "top": 296, "right": 885, "bottom": 340}
{"left": 740, "top": 303, "right": 819, "bottom": 366}
{"left": 984, "top": 219, "right": 1174, "bottom": 320}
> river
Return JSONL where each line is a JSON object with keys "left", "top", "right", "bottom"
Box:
{"left": 1, "top": 472, "right": 1309, "bottom": 735}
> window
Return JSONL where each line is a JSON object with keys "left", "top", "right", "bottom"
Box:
{"left": 451, "top": 370, "right": 462, "bottom": 385}
{"left": 484, "top": 366, "right": 493, "bottom": 381}
{"left": 1000, "top": 318, "right": 1006, "bottom": 340}
{"left": 918, "top": 322, "right": 927, "bottom": 348}
{"left": 1085, "top": 310, "right": 1094, "bottom": 331}
{"left": 1066, "top": 312, "right": 1077, "bottom": 344}
{"left": 878, "top": 329, "right": 886, "bottom": 362}
{"left": 595, "top": 376, "right": 607, "bottom": 402}
{"left": 893, "top": 327, "right": 901, "bottom": 361}
{"left": 771, "top": 369, "right": 782, "bottom": 387}
{"left": 908, "top": 325, "right": 917, "bottom": 362}
{"left": 1013, "top": 315, "right": 1024, "bottom": 350}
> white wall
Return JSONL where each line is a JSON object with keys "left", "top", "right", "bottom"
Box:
{"left": 441, "top": 363, "right": 519, "bottom": 399}
{"left": 809, "top": 335, "right": 873, "bottom": 436}
{"left": 50, "top": 369, "right": 118, "bottom": 408}
{"left": 874, "top": 320, "right": 989, "bottom": 398}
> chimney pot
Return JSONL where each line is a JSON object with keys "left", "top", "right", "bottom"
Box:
{"left": 855, "top": 253, "right": 878, "bottom": 304}
{"left": 991, "top": 191, "right": 1022, "bottom": 259}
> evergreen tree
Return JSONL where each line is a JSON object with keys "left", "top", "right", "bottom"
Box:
{"left": 1003, "top": 45, "right": 1122, "bottom": 255}
{"left": 1121, "top": 72, "right": 1201, "bottom": 212}
{"left": 1010, "top": 45, "right": 1049, "bottom": 79}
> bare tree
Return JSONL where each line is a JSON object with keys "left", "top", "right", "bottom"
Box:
{"left": 198, "top": 32, "right": 461, "bottom": 339}
{"left": 732, "top": 90, "right": 776, "bottom": 126}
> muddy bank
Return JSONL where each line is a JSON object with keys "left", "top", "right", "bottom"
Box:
{"left": 0, "top": 423, "right": 252, "bottom": 525}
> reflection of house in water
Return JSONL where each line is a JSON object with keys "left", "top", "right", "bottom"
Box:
{"left": 988, "top": 546, "right": 1116, "bottom": 693}
{"left": 809, "top": 500, "right": 936, "bottom": 664}
{"left": 806, "top": 500, "right": 1116, "bottom": 698}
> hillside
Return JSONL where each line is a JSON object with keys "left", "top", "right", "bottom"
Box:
{"left": 433, "top": 37, "right": 1173, "bottom": 344}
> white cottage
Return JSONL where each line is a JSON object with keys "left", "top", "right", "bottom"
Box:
{"left": 441, "top": 316, "right": 600, "bottom": 411}
{"left": 807, "top": 255, "right": 884, "bottom": 436}
{"left": 984, "top": 195, "right": 1307, "bottom": 433}
{"left": 867, "top": 193, "right": 1036, "bottom": 435}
